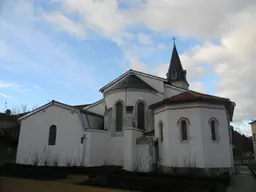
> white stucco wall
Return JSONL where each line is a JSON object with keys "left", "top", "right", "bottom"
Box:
{"left": 107, "top": 137, "right": 124, "bottom": 165}
{"left": 123, "top": 127, "right": 143, "bottom": 171}
{"left": 154, "top": 103, "right": 232, "bottom": 169}
{"left": 154, "top": 106, "right": 169, "bottom": 166}
{"left": 105, "top": 89, "right": 162, "bottom": 109}
{"left": 83, "top": 129, "right": 109, "bottom": 166}
{"left": 155, "top": 104, "right": 204, "bottom": 168}
{"left": 200, "top": 105, "right": 233, "bottom": 168}
{"left": 16, "top": 105, "right": 84, "bottom": 166}
{"left": 105, "top": 89, "right": 162, "bottom": 132}
{"left": 81, "top": 113, "right": 104, "bottom": 130}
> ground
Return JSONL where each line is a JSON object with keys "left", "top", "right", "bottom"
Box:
{"left": 226, "top": 165, "right": 256, "bottom": 192}
{"left": 0, "top": 177, "right": 127, "bottom": 192}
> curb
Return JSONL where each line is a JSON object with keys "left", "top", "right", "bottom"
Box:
{"left": 247, "top": 164, "right": 256, "bottom": 178}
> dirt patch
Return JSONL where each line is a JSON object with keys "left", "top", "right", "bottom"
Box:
{"left": 0, "top": 177, "right": 127, "bottom": 192}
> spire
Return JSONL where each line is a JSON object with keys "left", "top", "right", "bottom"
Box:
{"left": 166, "top": 42, "right": 187, "bottom": 84}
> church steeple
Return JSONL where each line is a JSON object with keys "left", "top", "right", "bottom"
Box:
{"left": 166, "top": 41, "right": 189, "bottom": 88}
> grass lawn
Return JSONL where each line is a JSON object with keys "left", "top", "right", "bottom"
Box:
{"left": 0, "top": 177, "right": 128, "bottom": 192}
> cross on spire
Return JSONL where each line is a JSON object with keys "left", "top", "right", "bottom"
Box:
{"left": 172, "top": 37, "right": 176, "bottom": 44}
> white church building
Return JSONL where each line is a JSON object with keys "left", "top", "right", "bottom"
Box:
{"left": 16, "top": 44, "right": 236, "bottom": 173}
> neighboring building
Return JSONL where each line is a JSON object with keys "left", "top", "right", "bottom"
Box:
{"left": 0, "top": 111, "right": 28, "bottom": 165}
{"left": 249, "top": 120, "right": 256, "bottom": 159}
{"left": 231, "top": 126, "right": 254, "bottom": 161}
{"left": 16, "top": 44, "right": 236, "bottom": 174}
{"left": 0, "top": 111, "right": 28, "bottom": 144}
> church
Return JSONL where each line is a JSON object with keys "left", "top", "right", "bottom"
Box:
{"left": 16, "top": 44, "right": 236, "bottom": 174}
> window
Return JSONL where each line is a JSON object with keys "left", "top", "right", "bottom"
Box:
{"left": 116, "top": 102, "right": 123, "bottom": 132}
{"left": 137, "top": 101, "right": 145, "bottom": 130}
{"left": 172, "top": 70, "right": 177, "bottom": 80}
{"left": 181, "top": 120, "right": 188, "bottom": 141}
{"left": 48, "top": 125, "right": 57, "bottom": 145}
{"left": 210, "top": 120, "right": 217, "bottom": 141}
{"left": 209, "top": 118, "right": 218, "bottom": 141}
{"left": 159, "top": 121, "right": 163, "bottom": 141}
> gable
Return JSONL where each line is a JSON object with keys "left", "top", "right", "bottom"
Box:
{"left": 100, "top": 70, "right": 166, "bottom": 94}
{"left": 19, "top": 100, "right": 78, "bottom": 121}
{"left": 107, "top": 74, "right": 157, "bottom": 93}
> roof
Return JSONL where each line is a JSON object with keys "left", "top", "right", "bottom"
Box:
{"left": 18, "top": 100, "right": 98, "bottom": 121}
{"left": 72, "top": 104, "right": 90, "bottom": 110}
{"left": 99, "top": 69, "right": 189, "bottom": 93}
{"left": 80, "top": 110, "right": 103, "bottom": 118}
{"left": 249, "top": 120, "right": 256, "bottom": 125}
{"left": 83, "top": 99, "right": 105, "bottom": 110}
{"left": 107, "top": 74, "right": 157, "bottom": 93}
{"left": 149, "top": 90, "right": 231, "bottom": 109}
{"left": 167, "top": 44, "right": 188, "bottom": 85}
{"left": 143, "top": 129, "right": 154, "bottom": 136}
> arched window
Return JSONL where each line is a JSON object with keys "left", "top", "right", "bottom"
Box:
{"left": 181, "top": 120, "right": 188, "bottom": 141}
{"left": 48, "top": 125, "right": 57, "bottom": 145}
{"left": 116, "top": 102, "right": 123, "bottom": 132}
{"left": 159, "top": 121, "right": 163, "bottom": 142}
{"left": 209, "top": 118, "right": 218, "bottom": 141}
{"left": 137, "top": 101, "right": 145, "bottom": 130}
{"left": 172, "top": 69, "right": 177, "bottom": 80}
{"left": 210, "top": 120, "right": 217, "bottom": 141}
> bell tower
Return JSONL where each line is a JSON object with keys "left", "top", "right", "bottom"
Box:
{"left": 166, "top": 40, "right": 189, "bottom": 89}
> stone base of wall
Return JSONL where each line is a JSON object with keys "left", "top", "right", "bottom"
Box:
{"left": 157, "top": 165, "right": 232, "bottom": 177}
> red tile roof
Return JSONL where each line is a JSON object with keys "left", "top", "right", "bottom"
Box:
{"left": 149, "top": 90, "right": 230, "bottom": 109}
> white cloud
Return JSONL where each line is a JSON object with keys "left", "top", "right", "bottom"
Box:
{"left": 157, "top": 43, "right": 167, "bottom": 49}
{"left": 137, "top": 33, "right": 153, "bottom": 45}
{"left": 168, "top": 9, "right": 256, "bottom": 123}
{"left": 0, "top": 93, "right": 17, "bottom": 100}
{"left": 0, "top": 1, "right": 101, "bottom": 92}
{"left": 43, "top": 11, "right": 86, "bottom": 38}
{"left": 189, "top": 82, "right": 207, "bottom": 93}
{"left": 0, "top": 81, "right": 12, "bottom": 88}
{"left": 62, "top": 0, "right": 132, "bottom": 37}
{"left": 47, "top": 0, "right": 255, "bottom": 41}
{"left": 33, "top": 85, "right": 41, "bottom": 89}
{"left": 137, "top": 0, "right": 255, "bottom": 39}
{"left": 125, "top": 54, "right": 149, "bottom": 73}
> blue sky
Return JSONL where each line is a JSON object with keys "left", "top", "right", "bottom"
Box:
{"left": 1, "top": 0, "right": 256, "bottom": 135}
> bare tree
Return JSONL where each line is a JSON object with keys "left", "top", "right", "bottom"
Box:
{"left": 0, "top": 105, "right": 30, "bottom": 142}
{"left": 21, "top": 105, "right": 28, "bottom": 113}
{"left": 31, "top": 105, "right": 39, "bottom": 111}
{"left": 11, "top": 107, "right": 20, "bottom": 115}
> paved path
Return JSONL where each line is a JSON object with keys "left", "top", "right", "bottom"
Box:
{"left": 226, "top": 165, "right": 256, "bottom": 192}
